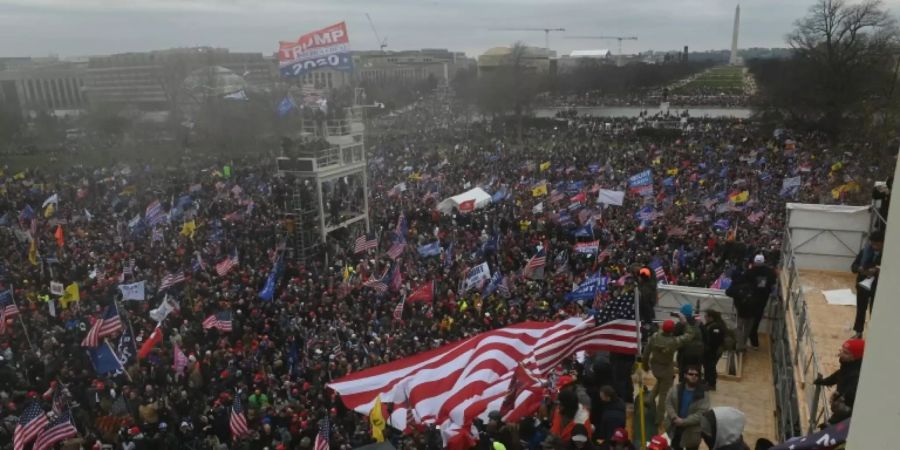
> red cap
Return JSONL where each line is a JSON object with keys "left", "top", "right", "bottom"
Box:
{"left": 128, "top": 426, "right": 141, "bottom": 436}
{"left": 647, "top": 435, "right": 669, "bottom": 450}
{"left": 662, "top": 320, "right": 676, "bottom": 333}
{"left": 842, "top": 338, "right": 865, "bottom": 360}
{"left": 611, "top": 427, "right": 629, "bottom": 443}
{"left": 557, "top": 375, "right": 575, "bottom": 390}
{"left": 639, "top": 268, "right": 652, "bottom": 278}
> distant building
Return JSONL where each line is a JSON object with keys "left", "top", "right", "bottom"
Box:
{"left": 0, "top": 58, "right": 88, "bottom": 117}
{"left": 477, "top": 46, "right": 556, "bottom": 76}
{"left": 353, "top": 49, "right": 474, "bottom": 85}
{"left": 84, "top": 47, "right": 274, "bottom": 111}
{"left": 557, "top": 49, "right": 613, "bottom": 73}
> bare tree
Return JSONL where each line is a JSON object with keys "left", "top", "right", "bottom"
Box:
{"left": 786, "top": 0, "right": 899, "bottom": 132}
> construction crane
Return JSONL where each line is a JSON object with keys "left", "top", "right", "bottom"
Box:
{"left": 565, "top": 35, "right": 638, "bottom": 55}
{"left": 489, "top": 27, "right": 566, "bottom": 50}
{"left": 365, "top": 13, "right": 388, "bottom": 52}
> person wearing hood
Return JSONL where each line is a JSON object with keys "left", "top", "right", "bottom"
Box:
{"left": 699, "top": 407, "right": 750, "bottom": 450}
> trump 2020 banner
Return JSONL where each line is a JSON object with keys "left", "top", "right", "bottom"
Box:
{"left": 278, "top": 22, "right": 353, "bottom": 78}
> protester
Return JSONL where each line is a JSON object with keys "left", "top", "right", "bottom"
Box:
{"left": 850, "top": 231, "right": 883, "bottom": 337}
{"left": 814, "top": 338, "right": 864, "bottom": 425}
{"left": 598, "top": 427, "right": 635, "bottom": 450}
{"left": 664, "top": 365, "right": 710, "bottom": 450}
{"left": 700, "top": 407, "right": 750, "bottom": 450}
{"left": 700, "top": 309, "right": 731, "bottom": 391}
{"left": 642, "top": 315, "right": 696, "bottom": 429}
{"left": 727, "top": 254, "right": 776, "bottom": 351}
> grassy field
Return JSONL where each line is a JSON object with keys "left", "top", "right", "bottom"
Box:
{"left": 673, "top": 65, "right": 746, "bottom": 95}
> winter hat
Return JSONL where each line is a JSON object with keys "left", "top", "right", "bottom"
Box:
{"left": 661, "top": 320, "right": 676, "bottom": 333}
{"left": 842, "top": 338, "right": 865, "bottom": 360}
{"left": 647, "top": 435, "right": 669, "bottom": 450}
{"left": 680, "top": 304, "right": 693, "bottom": 317}
{"left": 753, "top": 254, "right": 765, "bottom": 265}
{"left": 611, "top": 428, "right": 629, "bottom": 443}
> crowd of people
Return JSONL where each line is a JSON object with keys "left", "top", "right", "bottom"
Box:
{"left": 0, "top": 91, "right": 889, "bottom": 450}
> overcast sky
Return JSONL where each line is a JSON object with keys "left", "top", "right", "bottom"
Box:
{"left": 2, "top": 0, "right": 900, "bottom": 59}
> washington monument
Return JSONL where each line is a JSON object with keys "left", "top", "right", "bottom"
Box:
{"left": 730, "top": 4, "right": 741, "bottom": 65}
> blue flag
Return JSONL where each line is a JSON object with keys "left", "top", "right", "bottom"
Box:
{"left": 417, "top": 241, "right": 442, "bottom": 257}
{"left": 259, "top": 255, "right": 285, "bottom": 301}
{"left": 491, "top": 188, "right": 508, "bottom": 203}
{"left": 277, "top": 97, "right": 295, "bottom": 117}
{"left": 88, "top": 342, "right": 125, "bottom": 376}
{"left": 565, "top": 275, "right": 601, "bottom": 302}
{"left": 482, "top": 272, "right": 504, "bottom": 298}
{"left": 443, "top": 242, "right": 454, "bottom": 269}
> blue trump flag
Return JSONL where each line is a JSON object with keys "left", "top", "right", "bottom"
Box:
{"left": 565, "top": 275, "right": 601, "bottom": 302}
{"left": 88, "top": 341, "right": 125, "bottom": 376}
{"left": 259, "top": 255, "right": 285, "bottom": 301}
{"left": 117, "top": 325, "right": 137, "bottom": 366}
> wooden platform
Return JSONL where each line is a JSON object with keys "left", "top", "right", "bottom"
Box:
{"left": 633, "top": 335, "right": 776, "bottom": 445}
{"left": 795, "top": 269, "right": 858, "bottom": 376}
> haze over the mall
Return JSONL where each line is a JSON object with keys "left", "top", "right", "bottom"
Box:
{"left": 4, "top": 0, "right": 899, "bottom": 58}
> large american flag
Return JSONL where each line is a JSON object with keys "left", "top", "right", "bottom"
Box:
{"left": 202, "top": 312, "right": 233, "bottom": 332}
{"left": 0, "top": 289, "right": 19, "bottom": 334}
{"left": 354, "top": 233, "right": 378, "bottom": 254}
{"left": 14, "top": 402, "right": 48, "bottom": 450}
{"left": 328, "top": 313, "right": 638, "bottom": 446}
{"left": 215, "top": 250, "right": 239, "bottom": 276}
{"left": 230, "top": 396, "right": 249, "bottom": 439}
{"left": 522, "top": 249, "right": 546, "bottom": 279}
{"left": 81, "top": 305, "right": 123, "bottom": 347}
{"left": 386, "top": 242, "right": 405, "bottom": 260}
{"left": 32, "top": 410, "right": 77, "bottom": 450}
{"left": 314, "top": 417, "right": 330, "bottom": 450}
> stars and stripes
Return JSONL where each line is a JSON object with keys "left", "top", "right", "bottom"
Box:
{"left": 328, "top": 315, "right": 638, "bottom": 446}
{"left": 81, "top": 305, "right": 123, "bottom": 348}
{"left": 363, "top": 278, "right": 388, "bottom": 293}
{"left": 392, "top": 298, "right": 405, "bottom": 321}
{"left": 215, "top": 250, "right": 239, "bottom": 276}
{"left": 314, "top": 417, "right": 330, "bottom": 450}
{"left": 145, "top": 200, "right": 167, "bottom": 227}
{"left": 159, "top": 272, "right": 186, "bottom": 291}
{"left": 14, "top": 401, "right": 48, "bottom": 450}
{"left": 355, "top": 233, "right": 378, "bottom": 254}
{"left": 32, "top": 410, "right": 77, "bottom": 450}
{"left": 230, "top": 396, "right": 249, "bottom": 439}
{"left": 202, "top": 312, "right": 233, "bottom": 332}
{"left": 522, "top": 249, "right": 546, "bottom": 279}
{"left": 0, "top": 289, "right": 19, "bottom": 334}
{"left": 387, "top": 242, "right": 405, "bottom": 260}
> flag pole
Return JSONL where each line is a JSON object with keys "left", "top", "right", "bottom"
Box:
{"left": 633, "top": 285, "right": 647, "bottom": 450}
{"left": 10, "top": 284, "right": 37, "bottom": 354}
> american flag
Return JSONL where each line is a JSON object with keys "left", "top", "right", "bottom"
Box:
{"left": 230, "top": 396, "right": 249, "bottom": 439}
{"left": 386, "top": 242, "right": 405, "bottom": 260}
{"left": 123, "top": 258, "right": 136, "bottom": 277}
{"left": 354, "top": 233, "right": 378, "bottom": 254}
{"left": 523, "top": 249, "right": 546, "bottom": 279}
{"left": 395, "top": 213, "right": 408, "bottom": 242}
{"left": 392, "top": 298, "right": 405, "bottom": 321}
{"left": 32, "top": 410, "right": 77, "bottom": 450}
{"left": 159, "top": 272, "right": 186, "bottom": 291}
{"left": 328, "top": 315, "right": 637, "bottom": 446}
{"left": 202, "top": 312, "right": 233, "bottom": 332}
{"left": 363, "top": 278, "right": 388, "bottom": 293}
{"left": 14, "top": 401, "right": 48, "bottom": 450}
{"left": 145, "top": 200, "right": 167, "bottom": 227}
{"left": 0, "top": 289, "right": 19, "bottom": 334}
{"left": 314, "top": 417, "right": 330, "bottom": 450}
{"left": 649, "top": 260, "right": 667, "bottom": 284}
{"left": 81, "top": 305, "right": 123, "bottom": 347}
{"left": 215, "top": 250, "right": 239, "bottom": 276}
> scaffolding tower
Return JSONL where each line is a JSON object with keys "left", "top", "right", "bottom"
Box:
{"left": 277, "top": 106, "right": 370, "bottom": 264}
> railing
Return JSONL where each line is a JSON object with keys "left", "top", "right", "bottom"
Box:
{"left": 779, "top": 223, "right": 830, "bottom": 434}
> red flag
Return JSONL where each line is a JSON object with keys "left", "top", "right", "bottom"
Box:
{"left": 569, "top": 192, "right": 586, "bottom": 204}
{"left": 458, "top": 199, "right": 475, "bottom": 213}
{"left": 54, "top": 225, "right": 64, "bottom": 248}
{"left": 407, "top": 281, "right": 434, "bottom": 303}
{"left": 138, "top": 326, "right": 163, "bottom": 360}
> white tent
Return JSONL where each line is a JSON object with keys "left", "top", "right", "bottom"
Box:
{"left": 436, "top": 187, "right": 492, "bottom": 215}
{"left": 785, "top": 203, "right": 872, "bottom": 271}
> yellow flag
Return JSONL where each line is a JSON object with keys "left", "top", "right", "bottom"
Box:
{"left": 651, "top": 157, "right": 662, "bottom": 166}
{"left": 13, "top": 171, "right": 25, "bottom": 180}
{"left": 370, "top": 395, "right": 386, "bottom": 442}
{"left": 666, "top": 167, "right": 679, "bottom": 176}
{"left": 180, "top": 220, "right": 197, "bottom": 239}
{"left": 28, "top": 238, "right": 38, "bottom": 266}
{"left": 539, "top": 161, "right": 551, "bottom": 172}
{"left": 408, "top": 172, "right": 423, "bottom": 181}
{"left": 531, "top": 183, "right": 548, "bottom": 198}
{"left": 61, "top": 283, "right": 80, "bottom": 309}
{"left": 43, "top": 203, "right": 55, "bottom": 218}
{"left": 729, "top": 190, "right": 749, "bottom": 204}
{"left": 343, "top": 265, "right": 351, "bottom": 283}
{"left": 120, "top": 186, "right": 137, "bottom": 196}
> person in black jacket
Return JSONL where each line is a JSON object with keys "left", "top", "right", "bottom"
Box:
{"left": 593, "top": 386, "right": 626, "bottom": 442}
{"left": 850, "top": 231, "right": 883, "bottom": 336}
{"left": 700, "top": 310, "right": 729, "bottom": 391}
{"left": 729, "top": 255, "right": 775, "bottom": 350}
{"left": 814, "top": 338, "right": 864, "bottom": 423}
